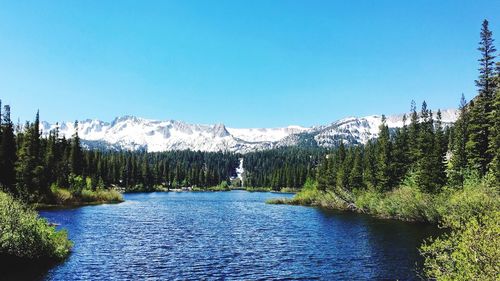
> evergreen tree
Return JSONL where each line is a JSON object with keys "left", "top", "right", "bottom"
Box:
{"left": 467, "top": 20, "right": 497, "bottom": 175}
{"left": 0, "top": 105, "right": 17, "bottom": 194}
{"left": 449, "top": 94, "right": 469, "bottom": 186}
{"left": 70, "top": 121, "right": 83, "bottom": 175}
{"left": 362, "top": 140, "right": 377, "bottom": 189}
{"left": 349, "top": 147, "right": 364, "bottom": 189}
{"left": 375, "top": 115, "right": 393, "bottom": 191}
{"left": 476, "top": 19, "right": 497, "bottom": 98}
{"left": 415, "top": 102, "right": 440, "bottom": 193}
{"left": 392, "top": 114, "right": 410, "bottom": 184}
{"left": 432, "top": 110, "right": 447, "bottom": 189}
{"left": 16, "top": 114, "right": 44, "bottom": 201}
{"left": 490, "top": 63, "right": 500, "bottom": 182}
{"left": 408, "top": 100, "right": 420, "bottom": 167}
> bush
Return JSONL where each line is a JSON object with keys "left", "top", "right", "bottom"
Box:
{"left": 0, "top": 191, "right": 72, "bottom": 261}
{"left": 50, "top": 184, "right": 73, "bottom": 204}
{"left": 435, "top": 176, "right": 499, "bottom": 229}
{"left": 50, "top": 184, "right": 123, "bottom": 205}
{"left": 420, "top": 210, "right": 500, "bottom": 280}
{"left": 79, "top": 189, "right": 123, "bottom": 203}
{"left": 380, "top": 186, "right": 437, "bottom": 222}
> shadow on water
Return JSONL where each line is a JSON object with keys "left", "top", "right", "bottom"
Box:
{"left": 316, "top": 208, "right": 443, "bottom": 279}
{"left": 0, "top": 255, "right": 56, "bottom": 281}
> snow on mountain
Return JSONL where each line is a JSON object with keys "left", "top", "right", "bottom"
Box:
{"left": 226, "top": 126, "right": 310, "bottom": 143}
{"left": 40, "top": 109, "right": 459, "bottom": 153}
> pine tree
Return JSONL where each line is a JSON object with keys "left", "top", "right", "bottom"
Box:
{"left": 349, "top": 147, "right": 364, "bottom": 189}
{"left": 415, "top": 102, "right": 439, "bottom": 193}
{"left": 392, "top": 114, "right": 410, "bottom": 184}
{"left": 408, "top": 100, "right": 420, "bottom": 167}
{"left": 376, "top": 115, "right": 393, "bottom": 191}
{"left": 141, "top": 155, "right": 151, "bottom": 188}
{"left": 449, "top": 94, "right": 469, "bottom": 186}
{"left": 432, "top": 110, "right": 447, "bottom": 189}
{"left": 476, "top": 19, "right": 497, "bottom": 98}
{"left": 0, "top": 105, "right": 17, "bottom": 195}
{"left": 70, "top": 120, "right": 83, "bottom": 175}
{"left": 317, "top": 156, "right": 329, "bottom": 191}
{"left": 489, "top": 63, "right": 500, "bottom": 182}
{"left": 335, "top": 142, "right": 350, "bottom": 189}
{"left": 362, "top": 140, "right": 377, "bottom": 188}
{"left": 467, "top": 20, "right": 497, "bottom": 175}
{"left": 16, "top": 112, "right": 44, "bottom": 201}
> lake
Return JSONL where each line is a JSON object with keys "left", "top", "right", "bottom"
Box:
{"left": 30, "top": 191, "right": 436, "bottom": 280}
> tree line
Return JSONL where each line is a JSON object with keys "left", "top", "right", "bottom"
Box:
{"left": 0, "top": 107, "right": 241, "bottom": 201}
{"left": 243, "top": 147, "right": 325, "bottom": 189}
{"left": 316, "top": 19, "right": 499, "bottom": 196}
{"left": 1, "top": 21, "right": 497, "bottom": 203}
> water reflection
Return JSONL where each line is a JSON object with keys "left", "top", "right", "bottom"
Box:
{"left": 5, "top": 191, "right": 438, "bottom": 280}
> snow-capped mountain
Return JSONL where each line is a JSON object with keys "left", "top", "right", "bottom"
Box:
{"left": 40, "top": 109, "right": 459, "bottom": 153}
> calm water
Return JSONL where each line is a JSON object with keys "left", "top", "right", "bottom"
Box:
{"left": 31, "top": 191, "right": 436, "bottom": 280}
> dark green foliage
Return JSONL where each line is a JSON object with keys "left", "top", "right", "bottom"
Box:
{"left": 476, "top": 20, "right": 497, "bottom": 98}
{"left": 0, "top": 191, "right": 72, "bottom": 260}
{"left": 349, "top": 147, "right": 363, "bottom": 189}
{"left": 70, "top": 121, "right": 83, "bottom": 176}
{"left": 314, "top": 100, "right": 452, "bottom": 197}
{"left": 449, "top": 95, "right": 469, "bottom": 186}
{"left": 408, "top": 100, "right": 420, "bottom": 166}
{"left": 376, "top": 116, "right": 393, "bottom": 191}
{"left": 0, "top": 105, "right": 17, "bottom": 194}
{"left": 392, "top": 115, "right": 410, "bottom": 184}
{"left": 243, "top": 147, "right": 324, "bottom": 190}
{"left": 0, "top": 103, "right": 245, "bottom": 199}
{"left": 466, "top": 20, "right": 497, "bottom": 176}
{"left": 15, "top": 111, "right": 45, "bottom": 201}
{"left": 490, "top": 86, "right": 500, "bottom": 183}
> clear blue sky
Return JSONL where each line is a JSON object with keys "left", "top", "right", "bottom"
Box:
{"left": 0, "top": 1, "right": 499, "bottom": 127}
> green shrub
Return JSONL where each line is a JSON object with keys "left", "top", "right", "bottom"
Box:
{"left": 420, "top": 210, "right": 500, "bottom": 280}
{"left": 0, "top": 191, "right": 72, "bottom": 261}
{"left": 435, "top": 178, "right": 499, "bottom": 229}
{"left": 79, "top": 189, "right": 123, "bottom": 203}
{"left": 380, "top": 185, "right": 437, "bottom": 222}
{"left": 354, "top": 188, "right": 383, "bottom": 213}
{"left": 50, "top": 184, "right": 73, "bottom": 204}
{"left": 50, "top": 184, "right": 123, "bottom": 205}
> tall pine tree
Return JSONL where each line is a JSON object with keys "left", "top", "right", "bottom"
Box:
{"left": 449, "top": 94, "right": 469, "bottom": 186}
{"left": 376, "top": 115, "right": 393, "bottom": 191}
{"left": 70, "top": 121, "right": 83, "bottom": 175}
{"left": 0, "top": 105, "right": 17, "bottom": 195}
{"left": 466, "top": 19, "right": 497, "bottom": 175}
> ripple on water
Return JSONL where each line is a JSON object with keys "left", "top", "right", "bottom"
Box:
{"left": 34, "top": 191, "right": 438, "bottom": 280}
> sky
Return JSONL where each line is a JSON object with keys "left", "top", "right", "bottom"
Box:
{"left": 0, "top": 1, "right": 499, "bottom": 128}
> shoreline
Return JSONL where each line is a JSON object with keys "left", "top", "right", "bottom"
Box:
{"left": 267, "top": 196, "right": 431, "bottom": 223}
{"left": 123, "top": 187, "right": 299, "bottom": 194}
{"left": 34, "top": 199, "right": 124, "bottom": 211}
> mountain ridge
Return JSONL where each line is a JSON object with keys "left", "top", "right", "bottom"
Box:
{"left": 40, "top": 109, "right": 459, "bottom": 153}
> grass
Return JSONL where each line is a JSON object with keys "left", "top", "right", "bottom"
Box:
{"left": 48, "top": 185, "right": 123, "bottom": 207}
{"left": 270, "top": 175, "right": 499, "bottom": 223}
{"left": 0, "top": 191, "right": 72, "bottom": 262}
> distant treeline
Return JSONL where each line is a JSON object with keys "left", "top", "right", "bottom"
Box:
{"left": 243, "top": 147, "right": 325, "bottom": 189}
{"left": 0, "top": 103, "right": 323, "bottom": 201}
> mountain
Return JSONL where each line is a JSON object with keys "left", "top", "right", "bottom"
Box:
{"left": 40, "top": 109, "right": 459, "bottom": 153}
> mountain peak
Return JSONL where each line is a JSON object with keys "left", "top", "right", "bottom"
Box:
{"left": 213, "top": 123, "right": 230, "bottom": 138}
{"left": 40, "top": 109, "right": 458, "bottom": 153}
